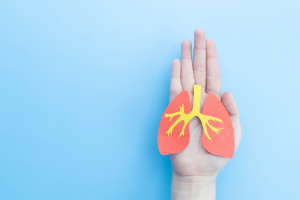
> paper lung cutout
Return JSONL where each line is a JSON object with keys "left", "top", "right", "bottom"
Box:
{"left": 157, "top": 91, "right": 191, "bottom": 155}
{"left": 157, "top": 85, "right": 235, "bottom": 158}
{"left": 202, "top": 94, "right": 235, "bottom": 158}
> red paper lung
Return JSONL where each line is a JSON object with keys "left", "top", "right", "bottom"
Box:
{"left": 157, "top": 91, "right": 191, "bottom": 155}
{"left": 201, "top": 94, "right": 235, "bottom": 158}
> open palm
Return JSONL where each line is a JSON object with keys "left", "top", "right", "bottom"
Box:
{"left": 169, "top": 28, "right": 242, "bottom": 179}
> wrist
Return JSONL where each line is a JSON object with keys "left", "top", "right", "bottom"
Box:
{"left": 171, "top": 173, "right": 217, "bottom": 200}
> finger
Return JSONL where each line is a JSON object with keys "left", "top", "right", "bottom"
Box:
{"left": 169, "top": 59, "right": 182, "bottom": 103}
{"left": 193, "top": 28, "right": 206, "bottom": 87}
{"left": 206, "top": 39, "right": 221, "bottom": 99}
{"left": 180, "top": 39, "right": 194, "bottom": 94}
{"left": 221, "top": 91, "right": 242, "bottom": 150}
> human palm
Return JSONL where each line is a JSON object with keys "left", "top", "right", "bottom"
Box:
{"left": 169, "top": 28, "right": 242, "bottom": 178}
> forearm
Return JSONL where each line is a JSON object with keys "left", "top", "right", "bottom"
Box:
{"left": 171, "top": 173, "right": 217, "bottom": 200}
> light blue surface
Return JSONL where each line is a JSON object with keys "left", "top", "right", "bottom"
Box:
{"left": 0, "top": 1, "right": 299, "bottom": 199}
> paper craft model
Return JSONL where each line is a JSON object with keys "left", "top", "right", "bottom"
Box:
{"left": 157, "top": 85, "right": 235, "bottom": 158}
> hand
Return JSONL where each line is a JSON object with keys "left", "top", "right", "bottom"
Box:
{"left": 169, "top": 28, "right": 242, "bottom": 200}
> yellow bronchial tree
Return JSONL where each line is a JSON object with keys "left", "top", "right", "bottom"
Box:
{"left": 165, "top": 85, "right": 223, "bottom": 142}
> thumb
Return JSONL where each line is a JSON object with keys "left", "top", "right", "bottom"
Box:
{"left": 221, "top": 91, "right": 242, "bottom": 150}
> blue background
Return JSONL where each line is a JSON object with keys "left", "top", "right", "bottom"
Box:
{"left": 0, "top": 1, "right": 299, "bottom": 199}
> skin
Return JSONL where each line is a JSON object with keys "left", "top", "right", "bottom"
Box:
{"left": 169, "top": 28, "right": 242, "bottom": 200}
